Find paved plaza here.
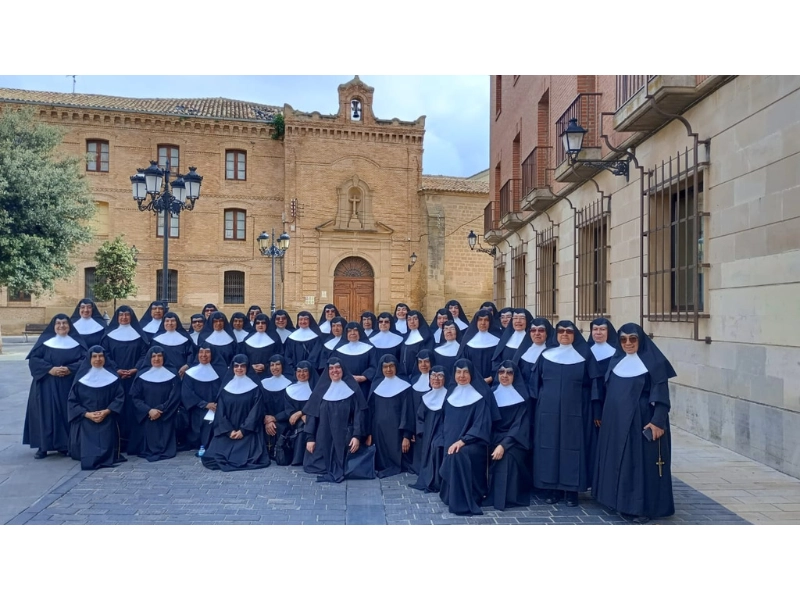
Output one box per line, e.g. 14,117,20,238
2,338,799,526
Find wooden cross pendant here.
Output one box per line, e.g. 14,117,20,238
656,438,665,478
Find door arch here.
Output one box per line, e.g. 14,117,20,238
333,257,374,321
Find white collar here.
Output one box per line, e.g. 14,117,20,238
404,329,423,345
412,372,430,392
322,380,354,401
374,376,411,397
395,319,408,334
493,383,526,407
185,363,219,382
467,330,500,349
520,342,546,364
233,329,249,343
190,331,200,343
286,381,312,401
73,317,104,335
433,329,442,343
591,342,617,362
447,383,483,407
336,341,372,356
245,332,276,349
78,366,118,388
276,328,291,343
505,330,526,350
107,324,141,342
224,374,258,393
435,340,459,357
289,327,318,342
142,319,162,334
139,366,176,383
153,330,188,346
456,320,469,331
205,330,235,346
370,331,403,348
363,328,373,337
612,353,648,378
44,334,80,349
543,344,586,365
319,321,332,334
262,374,292,392
422,386,447,411
324,336,342,350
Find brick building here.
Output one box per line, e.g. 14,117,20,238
488,75,800,478
0,76,490,332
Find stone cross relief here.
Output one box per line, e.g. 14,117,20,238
348,189,362,228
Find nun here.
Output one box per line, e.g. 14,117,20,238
491,308,534,373
241,314,282,380
181,342,227,456
231,311,254,344
70,298,107,348
23,314,88,459
479,301,504,334
498,307,513,330
586,317,619,477
445,299,470,331
511,318,555,388
409,349,435,474
360,311,377,338
331,322,377,401
201,354,271,471
366,354,415,478
431,308,451,345
318,304,341,335
369,312,405,364
202,303,218,320
433,320,461,375
139,300,166,336
318,316,347,369
400,310,433,376
197,311,238,367
247,305,263,327
304,357,371,483
67,345,126,470
457,309,501,384
128,346,181,461
282,361,320,466
394,302,410,335
409,365,448,493
592,323,676,523
189,314,205,346
529,320,593,507
149,312,193,377
486,361,532,510
100,305,150,452
271,310,295,345
283,311,323,373
438,358,494,516
261,354,294,459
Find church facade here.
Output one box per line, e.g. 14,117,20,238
0,77,491,332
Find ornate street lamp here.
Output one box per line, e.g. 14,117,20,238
560,117,630,180
467,230,496,256
258,229,291,315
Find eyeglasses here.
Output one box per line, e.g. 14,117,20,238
191,320,204,324
233,363,247,368
619,335,639,343
497,368,514,375
430,373,445,379
556,327,574,334
530,326,547,333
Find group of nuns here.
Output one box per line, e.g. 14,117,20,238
23,297,676,522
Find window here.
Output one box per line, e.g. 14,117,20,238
86,140,109,172
7,287,31,302
157,211,180,238
576,200,610,320
226,150,246,180
85,267,97,301
494,264,507,308
511,247,527,308
670,181,704,312
155,269,178,303
494,76,502,117
224,271,245,304
224,209,246,240
536,228,558,320
158,144,179,174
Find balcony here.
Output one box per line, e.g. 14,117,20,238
613,75,733,132
483,201,503,245
499,178,524,230
554,93,603,183
521,146,557,212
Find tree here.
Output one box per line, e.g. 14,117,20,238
93,235,138,311
0,108,95,296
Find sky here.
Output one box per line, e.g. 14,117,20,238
0,75,489,178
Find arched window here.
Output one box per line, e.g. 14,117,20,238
224,270,245,304
158,144,180,174
224,209,246,240
86,139,109,172
226,150,246,180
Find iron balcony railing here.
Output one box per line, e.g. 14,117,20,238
521,146,552,197
484,201,498,234
499,178,522,217
555,93,602,167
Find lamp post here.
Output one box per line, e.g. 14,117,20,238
131,160,202,307
257,229,290,315
407,252,418,272
467,230,496,256
560,117,630,180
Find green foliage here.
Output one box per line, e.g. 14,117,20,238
0,108,95,296
93,235,138,308
271,113,285,140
